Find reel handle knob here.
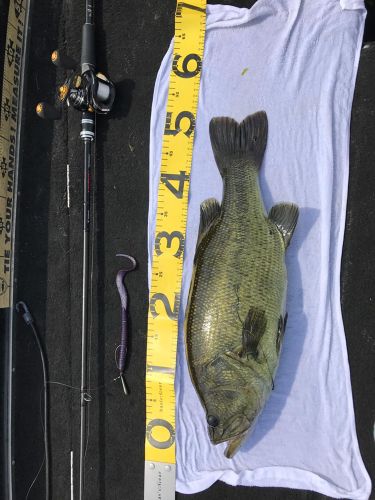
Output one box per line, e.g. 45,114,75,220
51,50,77,70
36,101,62,120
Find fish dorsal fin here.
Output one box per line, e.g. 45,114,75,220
268,203,299,248
209,112,268,176
198,198,221,241
240,307,267,359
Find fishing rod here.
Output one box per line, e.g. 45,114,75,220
36,1,115,498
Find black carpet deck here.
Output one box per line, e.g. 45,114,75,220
1,1,375,499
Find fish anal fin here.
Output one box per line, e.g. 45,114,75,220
198,198,221,241
240,307,267,359
268,203,299,248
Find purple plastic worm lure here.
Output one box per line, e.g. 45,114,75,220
116,254,136,395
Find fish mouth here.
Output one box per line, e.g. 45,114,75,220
208,413,251,447
209,426,251,458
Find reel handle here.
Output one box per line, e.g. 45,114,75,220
51,50,77,70
36,101,62,120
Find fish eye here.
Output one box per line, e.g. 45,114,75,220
207,415,219,428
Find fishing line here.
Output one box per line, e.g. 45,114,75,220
47,375,122,395
25,381,48,500
23,372,121,499
25,457,45,500
23,372,121,500
16,302,50,500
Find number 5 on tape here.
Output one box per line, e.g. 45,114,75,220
144,1,207,499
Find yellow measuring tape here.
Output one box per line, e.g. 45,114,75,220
0,0,27,309
144,1,206,498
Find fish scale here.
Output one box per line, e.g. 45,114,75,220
185,111,299,457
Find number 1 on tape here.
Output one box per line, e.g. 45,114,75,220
144,2,207,499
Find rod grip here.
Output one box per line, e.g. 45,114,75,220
81,23,95,73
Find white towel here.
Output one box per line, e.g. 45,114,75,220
148,1,372,498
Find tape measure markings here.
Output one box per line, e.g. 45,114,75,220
0,0,27,307
144,1,207,499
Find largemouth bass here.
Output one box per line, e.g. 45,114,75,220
184,111,298,458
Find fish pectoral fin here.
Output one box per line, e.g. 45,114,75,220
240,307,267,359
197,198,221,243
268,203,299,248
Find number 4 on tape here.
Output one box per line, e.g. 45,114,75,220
160,171,189,199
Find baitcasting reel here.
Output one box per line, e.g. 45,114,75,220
36,49,115,120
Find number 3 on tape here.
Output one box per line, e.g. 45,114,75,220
144,1,207,499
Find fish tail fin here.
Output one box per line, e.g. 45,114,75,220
209,111,268,176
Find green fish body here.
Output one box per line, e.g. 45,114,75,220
184,111,298,458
